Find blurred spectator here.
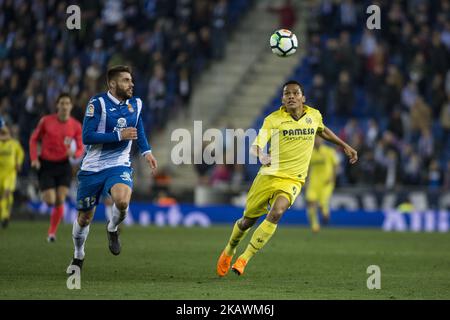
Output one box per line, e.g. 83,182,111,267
148,63,167,130
443,161,450,190
410,96,432,138
155,190,178,206
268,0,297,30
334,70,354,116
440,94,450,142
365,119,379,148
211,0,227,60
427,159,442,189
210,163,232,188
387,109,405,140
309,74,328,115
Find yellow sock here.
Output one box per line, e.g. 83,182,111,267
0,196,8,221
6,193,13,220
322,207,330,219
308,205,319,231
239,219,277,262
224,219,250,256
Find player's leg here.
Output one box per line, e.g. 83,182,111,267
70,207,96,270
4,174,17,228
105,183,132,255
0,180,8,228
103,196,113,223
319,185,334,225
108,183,131,231
69,169,103,270
305,187,320,232
41,188,56,206
307,200,320,232
47,186,69,240
217,174,270,277
41,188,57,241
1,189,11,228
232,193,291,275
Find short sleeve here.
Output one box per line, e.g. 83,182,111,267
252,117,274,149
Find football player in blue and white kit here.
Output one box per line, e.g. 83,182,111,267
68,65,157,271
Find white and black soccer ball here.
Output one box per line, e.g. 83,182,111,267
270,29,298,57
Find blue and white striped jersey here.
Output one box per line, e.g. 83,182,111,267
80,91,151,172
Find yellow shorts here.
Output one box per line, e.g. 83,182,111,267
243,174,303,218
0,174,17,193
305,183,334,208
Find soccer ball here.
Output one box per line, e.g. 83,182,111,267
270,29,298,57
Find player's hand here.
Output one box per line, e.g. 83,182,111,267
259,153,271,166
31,159,40,170
66,148,75,158
145,152,158,175
120,127,138,140
343,145,358,164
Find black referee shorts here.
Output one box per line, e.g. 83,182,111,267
38,158,73,191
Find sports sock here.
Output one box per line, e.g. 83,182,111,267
307,205,320,231
105,204,113,223
239,219,277,262
72,220,90,260
6,193,13,219
48,204,64,236
224,219,250,256
0,195,7,222
107,203,127,232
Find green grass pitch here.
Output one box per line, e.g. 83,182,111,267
1,221,449,299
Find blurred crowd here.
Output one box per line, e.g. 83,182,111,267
195,0,450,191
302,0,450,190
0,0,250,177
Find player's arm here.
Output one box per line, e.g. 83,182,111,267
317,126,358,164
82,99,136,144
136,111,157,174
251,118,273,165
29,118,45,169
73,121,84,158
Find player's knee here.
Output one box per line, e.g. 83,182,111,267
268,207,286,222
77,214,92,227
238,217,256,230
115,200,129,212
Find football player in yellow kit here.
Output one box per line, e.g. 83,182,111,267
0,118,24,228
305,136,339,232
216,80,358,276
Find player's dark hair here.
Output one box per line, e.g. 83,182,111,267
283,80,304,95
56,92,72,103
107,65,132,84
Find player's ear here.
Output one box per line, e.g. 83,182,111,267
302,95,306,103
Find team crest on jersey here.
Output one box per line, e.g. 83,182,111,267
128,104,134,113
305,117,312,124
117,117,127,128
120,172,132,182
86,104,95,117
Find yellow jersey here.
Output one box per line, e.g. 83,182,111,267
308,144,338,187
253,105,325,183
0,138,24,178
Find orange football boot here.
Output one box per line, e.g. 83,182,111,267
231,257,248,276
216,251,233,277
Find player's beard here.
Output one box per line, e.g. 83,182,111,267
116,86,133,100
